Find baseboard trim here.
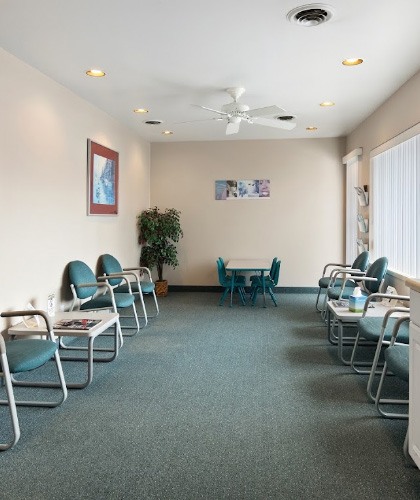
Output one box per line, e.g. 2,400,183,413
168,285,317,294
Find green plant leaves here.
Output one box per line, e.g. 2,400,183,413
137,207,183,281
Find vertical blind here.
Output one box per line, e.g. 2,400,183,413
371,134,420,277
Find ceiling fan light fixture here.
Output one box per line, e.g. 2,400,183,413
287,4,334,27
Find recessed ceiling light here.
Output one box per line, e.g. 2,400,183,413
162,130,173,135
133,108,149,114
306,126,318,131
86,69,106,77
320,101,335,107
342,58,364,66
144,120,163,125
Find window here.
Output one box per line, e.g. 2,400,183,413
371,132,420,277
343,149,362,263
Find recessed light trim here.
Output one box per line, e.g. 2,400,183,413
133,108,149,114
306,126,318,131
342,58,364,66
162,130,173,135
320,101,335,107
86,69,106,77
144,120,163,125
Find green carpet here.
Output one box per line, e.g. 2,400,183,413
0,293,419,499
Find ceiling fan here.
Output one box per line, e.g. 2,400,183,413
188,87,296,135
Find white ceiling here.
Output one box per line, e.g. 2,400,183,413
2,0,420,143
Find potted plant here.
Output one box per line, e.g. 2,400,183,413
137,207,183,296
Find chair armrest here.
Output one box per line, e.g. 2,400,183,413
361,293,410,316
77,280,114,296
329,266,359,278
390,316,411,345
333,269,366,279
99,272,135,283
77,281,109,288
372,310,410,348
322,262,348,277
97,275,133,293
329,270,367,295
329,267,365,288
123,266,153,281
1,310,55,340
364,292,410,307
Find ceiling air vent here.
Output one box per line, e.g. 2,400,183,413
276,115,295,121
287,4,334,27
144,120,163,125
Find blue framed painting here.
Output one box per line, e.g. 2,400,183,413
87,139,119,215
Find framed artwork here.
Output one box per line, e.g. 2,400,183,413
87,139,119,215
215,179,270,200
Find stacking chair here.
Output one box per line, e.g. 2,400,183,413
68,260,139,346
218,257,245,284
217,259,246,306
349,293,410,389
325,257,389,347
250,260,281,306
375,344,409,419
0,310,67,451
374,325,413,464
375,339,412,463
100,254,159,328
316,251,369,312
325,256,388,323
250,257,278,287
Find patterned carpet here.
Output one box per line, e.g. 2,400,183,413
0,292,418,499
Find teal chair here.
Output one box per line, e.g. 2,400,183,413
326,256,388,339
250,257,278,288
250,259,281,306
217,259,246,306
375,344,409,418
326,256,388,305
374,328,413,463
68,260,139,346
100,254,159,328
374,315,410,419
350,292,410,380
0,310,67,451
316,251,369,312
218,257,245,285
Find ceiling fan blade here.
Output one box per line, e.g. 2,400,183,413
174,117,224,124
192,104,229,116
247,105,285,117
226,121,240,135
252,117,296,130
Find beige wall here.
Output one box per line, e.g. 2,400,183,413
151,138,346,287
346,69,420,292
0,49,150,331
347,70,420,186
